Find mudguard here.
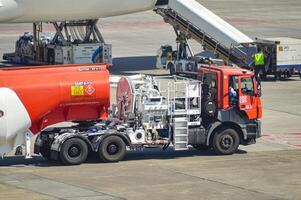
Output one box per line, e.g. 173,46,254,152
50,133,94,153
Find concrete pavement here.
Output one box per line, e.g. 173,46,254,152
1,0,301,199
1,150,301,200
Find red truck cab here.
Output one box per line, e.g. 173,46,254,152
198,65,262,145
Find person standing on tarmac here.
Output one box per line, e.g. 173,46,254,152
252,48,266,78
177,34,188,59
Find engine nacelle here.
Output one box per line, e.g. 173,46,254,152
0,88,31,157
0,0,21,22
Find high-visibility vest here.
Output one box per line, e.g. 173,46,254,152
254,53,265,66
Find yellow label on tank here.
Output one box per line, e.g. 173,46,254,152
71,86,84,96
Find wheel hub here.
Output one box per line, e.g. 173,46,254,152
107,143,119,155
68,146,81,157
220,135,233,149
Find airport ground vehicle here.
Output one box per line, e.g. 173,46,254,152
0,63,262,165
155,0,301,79
156,44,226,77
255,37,301,79
3,20,112,66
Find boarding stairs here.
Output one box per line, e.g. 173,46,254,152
155,0,254,67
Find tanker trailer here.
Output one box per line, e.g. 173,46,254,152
0,64,110,158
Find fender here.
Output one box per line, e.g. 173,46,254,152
98,132,132,147
206,121,248,145
206,121,222,145
50,133,94,152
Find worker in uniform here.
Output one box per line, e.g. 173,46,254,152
177,34,188,59
253,48,266,78
229,86,238,106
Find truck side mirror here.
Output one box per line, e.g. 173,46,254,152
0,110,3,118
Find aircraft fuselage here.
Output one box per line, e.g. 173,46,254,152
0,0,157,23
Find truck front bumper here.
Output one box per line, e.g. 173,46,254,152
256,120,262,138
241,120,262,145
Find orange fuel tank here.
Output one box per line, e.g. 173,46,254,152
0,64,110,134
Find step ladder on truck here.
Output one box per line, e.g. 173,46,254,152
167,80,202,150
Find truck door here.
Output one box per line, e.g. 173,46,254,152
238,76,258,119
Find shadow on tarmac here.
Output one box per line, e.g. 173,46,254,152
262,76,301,82
1,55,158,74
0,148,247,167
110,56,157,75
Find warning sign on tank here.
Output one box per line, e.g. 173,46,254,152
85,84,95,95
71,85,84,96
71,82,95,96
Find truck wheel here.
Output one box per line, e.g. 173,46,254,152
98,136,126,163
212,128,239,155
193,145,211,151
60,138,88,165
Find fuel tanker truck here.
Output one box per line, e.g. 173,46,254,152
0,64,262,165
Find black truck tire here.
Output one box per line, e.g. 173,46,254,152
212,128,239,155
98,136,126,163
60,138,88,165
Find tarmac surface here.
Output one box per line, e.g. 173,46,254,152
1,0,301,199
